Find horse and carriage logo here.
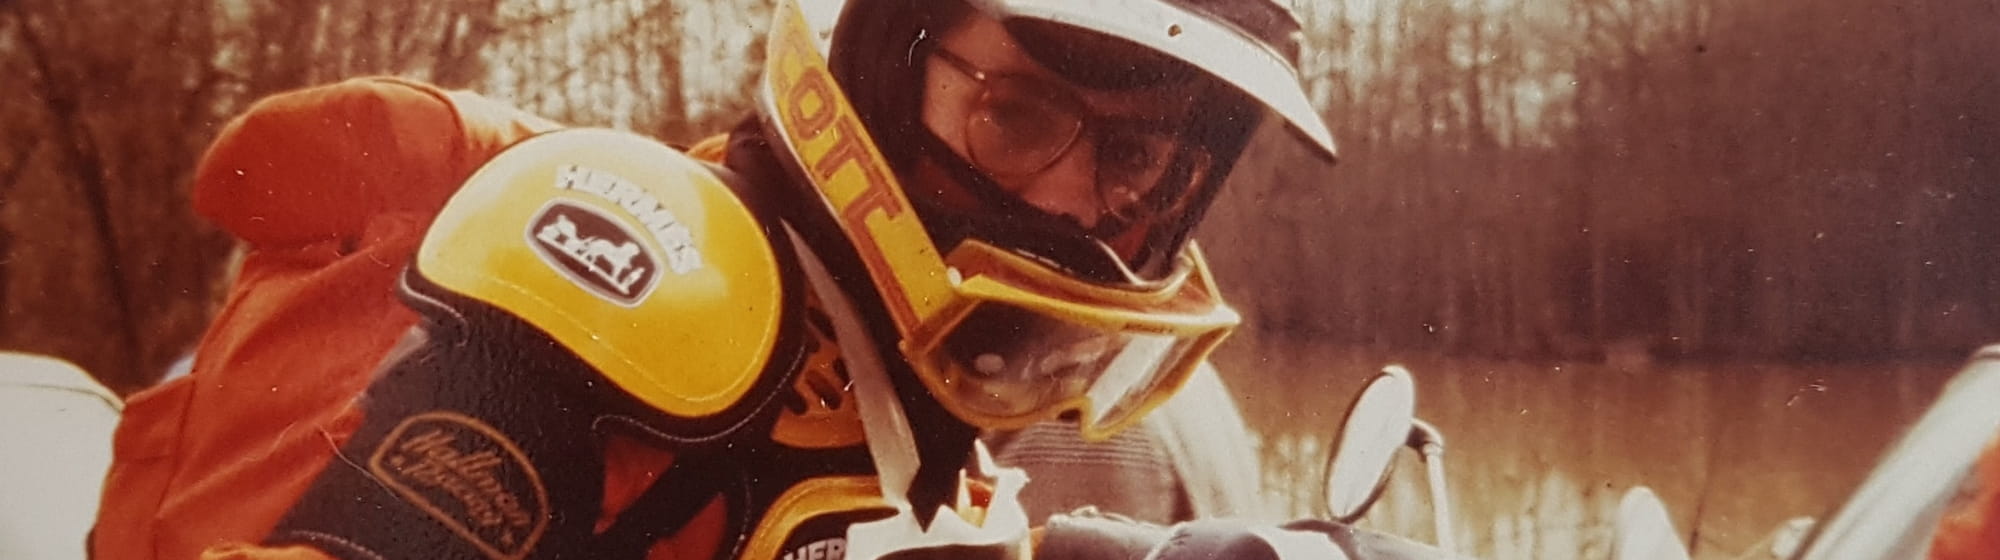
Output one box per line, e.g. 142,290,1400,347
527,201,661,306
533,207,653,296
525,163,710,306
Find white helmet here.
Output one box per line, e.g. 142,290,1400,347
756,0,1333,440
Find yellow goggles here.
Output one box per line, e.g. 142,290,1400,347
904,240,1238,440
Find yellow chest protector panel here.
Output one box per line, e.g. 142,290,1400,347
417,128,784,421
768,288,867,449
741,476,894,560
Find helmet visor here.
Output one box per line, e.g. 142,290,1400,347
971,0,1337,161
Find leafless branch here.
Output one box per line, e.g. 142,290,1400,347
8,0,144,380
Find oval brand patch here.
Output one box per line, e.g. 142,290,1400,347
526,200,662,306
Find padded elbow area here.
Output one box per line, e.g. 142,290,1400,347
1153,521,1282,560
1150,520,1347,560
193,77,471,247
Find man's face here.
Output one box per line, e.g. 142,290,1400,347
916,16,1210,232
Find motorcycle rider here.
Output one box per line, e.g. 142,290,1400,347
94,0,1338,558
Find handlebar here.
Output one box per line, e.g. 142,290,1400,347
1037,511,1463,560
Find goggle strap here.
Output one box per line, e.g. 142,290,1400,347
785,227,919,508
1083,333,1180,425
790,226,1036,560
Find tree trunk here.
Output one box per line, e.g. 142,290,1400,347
12,7,143,385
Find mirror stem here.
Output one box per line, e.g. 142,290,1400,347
1409,419,1455,555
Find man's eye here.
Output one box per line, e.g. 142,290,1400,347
1099,134,1163,174
987,102,1057,145
988,101,1031,128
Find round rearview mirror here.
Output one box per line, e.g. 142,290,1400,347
1323,365,1417,522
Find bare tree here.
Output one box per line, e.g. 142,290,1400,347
0,0,232,390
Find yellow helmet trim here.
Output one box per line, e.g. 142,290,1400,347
418,128,784,418
763,0,955,338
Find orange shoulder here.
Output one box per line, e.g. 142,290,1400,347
193,77,558,246
198,543,338,560
685,133,731,163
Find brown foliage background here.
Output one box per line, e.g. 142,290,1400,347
2,1,1996,558
0,0,769,392
1202,0,2000,364
5,0,1996,391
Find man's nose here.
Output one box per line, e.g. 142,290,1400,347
1013,138,1103,228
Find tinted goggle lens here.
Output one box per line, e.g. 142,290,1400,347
933,301,1199,430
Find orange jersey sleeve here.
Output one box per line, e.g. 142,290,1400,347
198,544,338,560
94,77,556,560
101,77,741,559
191,77,558,247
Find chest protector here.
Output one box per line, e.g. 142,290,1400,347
417,127,790,429
411,128,1023,560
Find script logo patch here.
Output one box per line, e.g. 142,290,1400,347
368,412,551,560
527,201,661,306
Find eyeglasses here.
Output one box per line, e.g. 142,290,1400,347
930,48,1212,226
